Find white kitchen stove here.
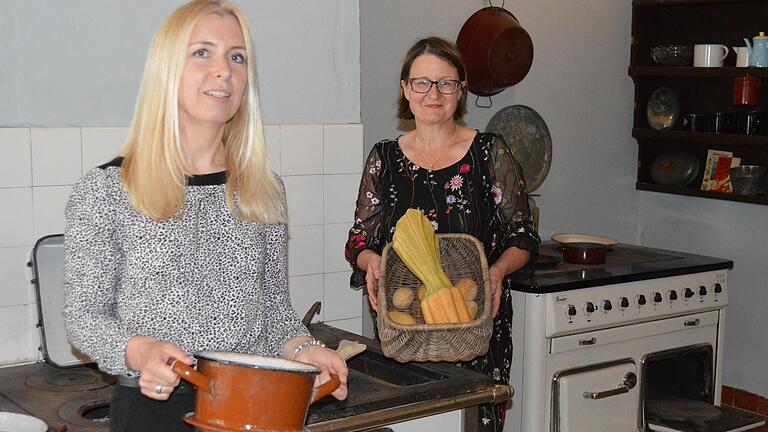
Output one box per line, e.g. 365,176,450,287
504,242,764,432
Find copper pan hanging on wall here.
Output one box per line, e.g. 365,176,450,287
457,5,534,97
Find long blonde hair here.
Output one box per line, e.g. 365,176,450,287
121,0,285,223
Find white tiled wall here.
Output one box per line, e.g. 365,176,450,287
30,128,82,186
281,124,364,335
0,124,364,365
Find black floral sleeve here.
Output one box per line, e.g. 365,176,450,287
486,135,539,262
344,142,387,289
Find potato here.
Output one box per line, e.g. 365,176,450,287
388,311,417,325
392,287,415,309
465,300,478,320
417,284,427,301
455,278,478,301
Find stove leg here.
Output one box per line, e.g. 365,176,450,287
462,407,479,432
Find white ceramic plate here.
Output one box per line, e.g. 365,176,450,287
551,233,618,246
0,412,48,432
646,87,680,130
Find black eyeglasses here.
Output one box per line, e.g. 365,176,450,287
406,78,462,95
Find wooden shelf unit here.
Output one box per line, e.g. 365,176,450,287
630,0,768,205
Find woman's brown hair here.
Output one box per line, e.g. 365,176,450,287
397,36,468,121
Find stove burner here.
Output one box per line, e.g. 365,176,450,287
58,396,111,429
26,369,113,392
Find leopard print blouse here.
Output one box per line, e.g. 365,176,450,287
63,158,308,376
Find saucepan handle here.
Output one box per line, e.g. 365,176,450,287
310,374,340,404
169,358,211,394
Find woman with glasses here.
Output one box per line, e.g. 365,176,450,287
344,36,539,431
63,2,348,430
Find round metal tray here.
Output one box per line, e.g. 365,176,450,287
486,105,552,192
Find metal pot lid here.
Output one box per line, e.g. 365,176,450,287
485,105,552,192
30,234,93,367
650,148,700,186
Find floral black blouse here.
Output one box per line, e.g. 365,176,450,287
345,131,539,286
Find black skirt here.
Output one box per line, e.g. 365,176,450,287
109,383,196,432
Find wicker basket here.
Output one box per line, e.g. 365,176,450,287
377,233,492,362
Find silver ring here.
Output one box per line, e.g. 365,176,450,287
155,384,163,395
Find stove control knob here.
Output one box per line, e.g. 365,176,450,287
620,297,630,308
603,300,613,311
714,283,723,294
699,285,708,296
685,288,694,299
637,294,647,306
653,292,662,304
669,290,678,301
567,305,577,317
585,302,595,313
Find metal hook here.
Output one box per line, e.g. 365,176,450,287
475,95,493,109
489,0,505,8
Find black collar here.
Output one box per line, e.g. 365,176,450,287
100,157,227,186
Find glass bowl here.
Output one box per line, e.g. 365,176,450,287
651,45,693,66
729,165,767,195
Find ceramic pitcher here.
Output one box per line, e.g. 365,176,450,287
733,43,750,67
746,32,768,67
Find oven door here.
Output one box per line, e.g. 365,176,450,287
551,358,638,432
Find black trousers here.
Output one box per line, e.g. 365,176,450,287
109,384,196,432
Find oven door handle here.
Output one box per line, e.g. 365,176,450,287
582,372,637,400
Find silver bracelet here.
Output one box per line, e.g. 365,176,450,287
291,339,325,360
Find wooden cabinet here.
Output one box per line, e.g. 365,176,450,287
630,0,768,205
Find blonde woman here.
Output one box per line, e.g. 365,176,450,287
64,2,347,430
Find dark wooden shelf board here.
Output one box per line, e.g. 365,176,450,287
632,129,768,147
633,0,761,6
636,182,768,205
629,67,768,79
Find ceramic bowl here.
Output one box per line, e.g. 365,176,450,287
561,242,607,265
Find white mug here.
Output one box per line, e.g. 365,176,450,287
734,46,750,67
693,44,729,67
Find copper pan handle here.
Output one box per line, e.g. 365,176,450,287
310,374,340,404
170,358,211,395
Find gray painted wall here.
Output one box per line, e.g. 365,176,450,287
0,0,359,126
361,0,637,244
640,195,768,395
360,0,766,397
